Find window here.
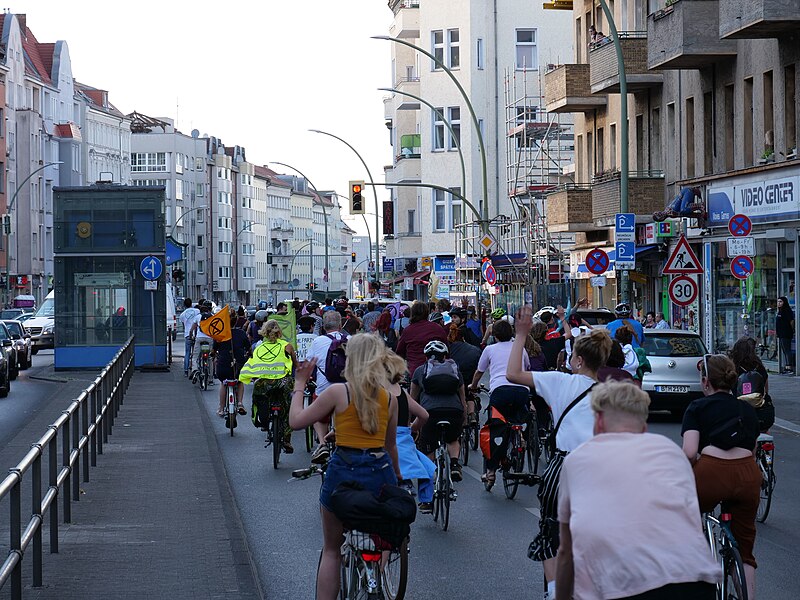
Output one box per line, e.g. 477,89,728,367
744,78,754,166
703,92,713,175
131,152,167,172
477,38,484,70
450,187,462,230
175,179,183,201
610,123,617,171
432,30,444,68
197,235,204,248
516,29,538,70
197,260,204,274
433,108,446,150
433,189,446,231
217,217,230,229
243,267,254,279
0,109,3,137
197,209,204,223
785,65,797,153
407,209,416,234
447,29,460,68
196,183,204,197
686,97,695,178
652,107,662,171
218,266,231,278
448,107,461,149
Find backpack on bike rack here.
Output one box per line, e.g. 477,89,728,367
329,481,416,548
479,406,508,463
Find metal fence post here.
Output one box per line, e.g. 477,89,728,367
102,374,109,444
90,384,98,465
62,413,71,523
48,428,59,553
71,411,79,502
10,473,22,600
32,446,42,587
81,395,89,483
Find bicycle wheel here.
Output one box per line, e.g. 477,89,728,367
433,451,443,524
228,400,236,437
756,453,775,523
723,546,748,600
272,412,282,469
200,369,208,391
441,454,451,532
459,427,470,467
503,433,524,500
382,537,409,600
305,425,315,453
526,414,541,475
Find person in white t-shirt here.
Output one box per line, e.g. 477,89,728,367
189,301,215,384
507,306,612,600
556,381,719,600
178,298,200,376
295,316,317,363
306,310,348,464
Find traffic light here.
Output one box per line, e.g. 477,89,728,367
172,268,184,283
349,180,365,214
351,252,356,263
307,282,316,291
1,214,10,235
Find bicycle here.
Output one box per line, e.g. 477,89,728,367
755,433,776,523
223,379,239,436
460,386,485,467
256,384,286,469
303,380,317,453
703,504,748,600
291,450,410,599
193,341,212,390
432,420,456,532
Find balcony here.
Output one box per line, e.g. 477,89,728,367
546,185,597,232
589,33,663,94
389,0,420,39
394,73,420,107
591,170,666,226
648,1,737,70
720,0,800,38
544,64,607,113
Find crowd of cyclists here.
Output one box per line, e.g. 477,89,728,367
178,294,774,600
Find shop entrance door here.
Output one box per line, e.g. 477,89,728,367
778,240,797,372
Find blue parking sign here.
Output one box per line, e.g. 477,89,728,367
615,241,636,270
615,213,635,233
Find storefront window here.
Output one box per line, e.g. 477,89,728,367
711,239,778,366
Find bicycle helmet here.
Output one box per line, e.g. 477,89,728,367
306,301,320,312
428,312,444,323
614,302,632,317
423,340,449,358
490,307,506,320
254,309,268,323
533,306,556,321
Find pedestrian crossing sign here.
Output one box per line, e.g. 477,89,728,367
662,235,703,275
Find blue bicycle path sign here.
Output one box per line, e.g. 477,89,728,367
140,256,163,281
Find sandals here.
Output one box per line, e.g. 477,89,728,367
237,405,247,416
481,471,496,491
216,408,225,417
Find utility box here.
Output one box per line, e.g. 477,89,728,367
53,184,166,369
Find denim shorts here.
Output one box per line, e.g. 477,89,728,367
319,449,397,513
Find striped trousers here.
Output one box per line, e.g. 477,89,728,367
528,450,567,562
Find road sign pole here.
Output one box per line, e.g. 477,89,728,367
150,289,156,366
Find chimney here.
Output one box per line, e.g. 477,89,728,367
17,14,26,37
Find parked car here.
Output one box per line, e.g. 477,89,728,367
16,312,35,323
0,321,18,383
0,329,10,397
3,320,32,370
640,329,708,417
0,308,26,321
24,291,54,353
575,307,615,327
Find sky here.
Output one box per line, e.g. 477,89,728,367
22,1,394,235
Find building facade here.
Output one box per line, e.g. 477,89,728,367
75,83,131,186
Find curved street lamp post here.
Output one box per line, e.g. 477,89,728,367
4,161,63,301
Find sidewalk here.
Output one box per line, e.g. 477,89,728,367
764,373,800,432
21,363,262,600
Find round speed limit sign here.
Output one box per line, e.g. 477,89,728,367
668,276,698,307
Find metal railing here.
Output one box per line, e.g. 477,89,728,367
0,336,135,599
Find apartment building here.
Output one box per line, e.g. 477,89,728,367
75,82,131,185
545,0,800,367
383,0,574,302
1,12,83,304
129,113,209,302
253,165,294,304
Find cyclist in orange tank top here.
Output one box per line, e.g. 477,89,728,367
290,333,401,600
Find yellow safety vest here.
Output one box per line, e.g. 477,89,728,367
239,339,292,383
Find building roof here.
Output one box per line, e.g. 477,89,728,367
253,165,292,189
127,111,170,134
20,21,53,85
312,191,336,207
75,81,126,118
55,122,82,140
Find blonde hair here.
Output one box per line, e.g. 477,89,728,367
383,351,408,384
259,320,283,342
343,334,391,435
572,328,613,372
591,381,650,423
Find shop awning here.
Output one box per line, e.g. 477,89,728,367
386,270,431,285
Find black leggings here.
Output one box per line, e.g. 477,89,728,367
621,582,715,599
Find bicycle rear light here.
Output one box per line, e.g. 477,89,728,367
360,551,382,562
761,442,774,452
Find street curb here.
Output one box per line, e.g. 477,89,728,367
194,376,266,600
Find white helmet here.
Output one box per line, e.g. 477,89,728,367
423,340,449,358
533,306,556,322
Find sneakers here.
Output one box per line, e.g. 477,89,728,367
418,501,433,514
450,458,463,482
311,444,330,465
399,479,415,496
467,412,478,426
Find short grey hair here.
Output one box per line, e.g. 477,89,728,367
322,310,342,331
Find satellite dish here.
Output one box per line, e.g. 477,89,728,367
191,129,200,139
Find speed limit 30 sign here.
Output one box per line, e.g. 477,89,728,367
669,276,698,307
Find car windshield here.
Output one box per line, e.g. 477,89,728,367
0,326,9,341
0,310,21,319
643,334,707,357
4,322,21,336
578,311,614,325
35,297,54,318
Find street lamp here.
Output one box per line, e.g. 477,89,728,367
269,161,330,292
288,241,313,298
233,220,256,305
168,205,208,239
307,129,383,283
4,161,63,301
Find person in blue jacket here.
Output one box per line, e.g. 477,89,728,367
605,303,645,349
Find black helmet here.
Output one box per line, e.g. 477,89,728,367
614,302,632,317
306,301,320,312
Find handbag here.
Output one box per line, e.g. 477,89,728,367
548,383,596,456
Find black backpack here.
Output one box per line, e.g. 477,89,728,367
736,369,765,406
422,358,461,395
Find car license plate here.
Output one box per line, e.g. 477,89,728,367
655,385,690,393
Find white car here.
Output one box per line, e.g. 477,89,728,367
641,329,708,417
